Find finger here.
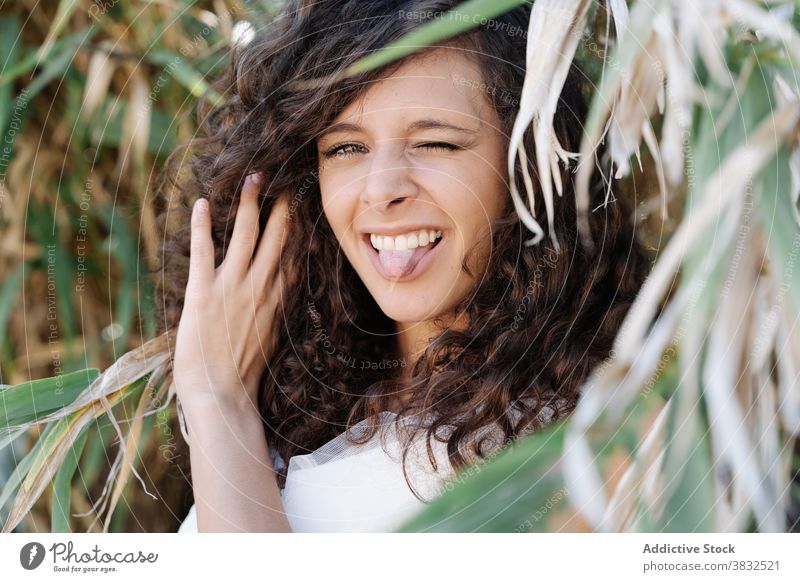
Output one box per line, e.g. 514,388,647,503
188,198,215,295
251,266,283,338
252,194,290,289
252,278,282,354
223,172,263,275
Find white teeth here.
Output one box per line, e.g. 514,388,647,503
370,229,443,251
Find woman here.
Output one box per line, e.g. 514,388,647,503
154,0,651,532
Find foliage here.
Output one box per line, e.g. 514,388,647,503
0,0,280,532
1,0,798,533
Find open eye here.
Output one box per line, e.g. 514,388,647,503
322,143,367,159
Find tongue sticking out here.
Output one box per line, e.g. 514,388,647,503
377,247,430,279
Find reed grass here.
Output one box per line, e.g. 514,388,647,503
1,0,797,533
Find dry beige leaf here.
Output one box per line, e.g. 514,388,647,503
508,0,592,251
3,394,123,533
81,42,116,119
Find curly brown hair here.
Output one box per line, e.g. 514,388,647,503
151,0,652,499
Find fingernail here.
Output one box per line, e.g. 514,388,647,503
250,172,263,186
195,198,208,214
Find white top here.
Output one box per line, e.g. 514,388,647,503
177,400,554,532
177,410,460,533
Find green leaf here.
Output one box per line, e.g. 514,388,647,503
0,15,22,137
50,423,89,532
22,29,90,103
0,423,56,513
96,204,140,354
0,262,24,350
26,197,79,367
82,416,117,488
395,419,568,532
36,0,81,63
88,97,177,156
759,144,800,316
346,0,528,77
397,361,674,532
148,51,223,106
3,381,141,532
0,368,100,430
0,25,98,89
662,402,715,532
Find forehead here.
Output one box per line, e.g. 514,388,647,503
330,49,494,126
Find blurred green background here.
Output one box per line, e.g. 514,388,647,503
0,0,286,532
0,0,674,533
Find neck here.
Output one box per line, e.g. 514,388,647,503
389,311,468,410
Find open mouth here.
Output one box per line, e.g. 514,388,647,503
362,230,445,282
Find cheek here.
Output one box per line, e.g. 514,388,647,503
472,168,507,226
449,179,506,271
319,175,346,237
320,176,362,260
471,136,509,220
445,173,505,231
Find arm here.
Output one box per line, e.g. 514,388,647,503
172,175,294,532
183,395,292,532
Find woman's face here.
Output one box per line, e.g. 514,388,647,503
317,49,508,323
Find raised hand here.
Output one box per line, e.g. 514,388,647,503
173,173,290,413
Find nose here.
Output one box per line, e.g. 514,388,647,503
360,144,418,211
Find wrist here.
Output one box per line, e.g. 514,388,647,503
178,390,261,422
179,395,264,449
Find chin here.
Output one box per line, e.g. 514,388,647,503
379,308,436,324
345,246,463,323
369,291,448,324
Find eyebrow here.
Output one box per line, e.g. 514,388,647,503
319,117,479,139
